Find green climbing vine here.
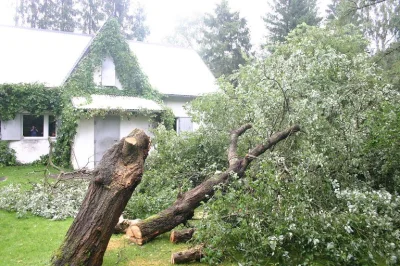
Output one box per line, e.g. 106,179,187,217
0,19,175,168
53,18,173,167
0,83,62,121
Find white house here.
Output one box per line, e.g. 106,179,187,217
0,23,216,169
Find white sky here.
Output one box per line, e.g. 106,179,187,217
0,0,331,46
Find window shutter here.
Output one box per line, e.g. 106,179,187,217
101,56,116,86
177,117,193,133
1,114,22,140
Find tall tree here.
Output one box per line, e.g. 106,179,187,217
79,0,106,34
199,0,252,78
14,0,150,40
15,0,78,32
328,0,399,51
264,0,322,43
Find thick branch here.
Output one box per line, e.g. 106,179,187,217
228,124,252,166
128,124,300,245
244,125,300,164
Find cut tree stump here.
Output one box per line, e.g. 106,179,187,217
170,228,196,243
171,246,203,264
128,124,300,245
51,129,150,266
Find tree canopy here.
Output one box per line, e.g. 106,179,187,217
264,0,321,43
199,0,252,78
15,0,149,40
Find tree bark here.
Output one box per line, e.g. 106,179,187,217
170,228,196,243
128,124,300,245
51,129,150,266
171,246,203,264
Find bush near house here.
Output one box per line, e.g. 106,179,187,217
0,141,17,167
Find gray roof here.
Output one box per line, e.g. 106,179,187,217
0,25,217,96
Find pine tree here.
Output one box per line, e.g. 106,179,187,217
14,0,150,40
199,0,252,78
264,0,321,43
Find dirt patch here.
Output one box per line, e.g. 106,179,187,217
107,237,128,251
0,176,7,182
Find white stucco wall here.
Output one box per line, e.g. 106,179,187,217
9,139,51,164
164,96,193,117
120,115,153,138
72,118,95,170
72,115,155,170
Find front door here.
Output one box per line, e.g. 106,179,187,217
94,116,120,166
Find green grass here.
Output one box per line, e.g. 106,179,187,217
0,210,233,266
0,166,234,265
0,165,56,190
0,210,72,266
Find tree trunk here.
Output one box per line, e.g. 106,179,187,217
51,129,150,266
128,124,300,245
170,228,196,243
171,246,203,264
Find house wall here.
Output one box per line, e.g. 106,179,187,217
72,115,153,170
9,139,50,164
72,118,95,170
164,96,193,117
164,95,199,131
120,115,152,138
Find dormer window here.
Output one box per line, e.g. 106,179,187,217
101,56,116,86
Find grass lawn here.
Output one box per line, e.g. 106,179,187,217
0,166,233,265
0,165,57,190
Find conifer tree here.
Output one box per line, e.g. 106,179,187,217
199,0,252,78
264,0,321,43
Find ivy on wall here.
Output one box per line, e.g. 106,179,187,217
1,19,174,168
0,83,62,121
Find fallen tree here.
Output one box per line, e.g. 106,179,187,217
52,129,150,266
128,124,300,245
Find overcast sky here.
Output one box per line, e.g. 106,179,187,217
0,0,331,46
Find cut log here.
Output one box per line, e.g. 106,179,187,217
170,228,196,243
51,129,150,266
114,215,142,234
171,246,203,264
128,124,300,245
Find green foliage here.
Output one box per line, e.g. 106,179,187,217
364,102,400,193
124,125,228,219
0,141,17,167
328,0,399,52
0,83,62,121
184,24,400,264
195,162,400,265
264,0,322,43
199,0,252,78
0,181,88,220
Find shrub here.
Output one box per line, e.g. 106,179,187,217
0,141,17,167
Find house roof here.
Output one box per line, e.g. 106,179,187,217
0,25,216,96
72,95,163,111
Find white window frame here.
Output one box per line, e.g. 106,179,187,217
0,114,57,141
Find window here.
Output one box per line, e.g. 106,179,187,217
176,117,193,133
101,56,116,86
1,114,56,140
23,115,44,137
